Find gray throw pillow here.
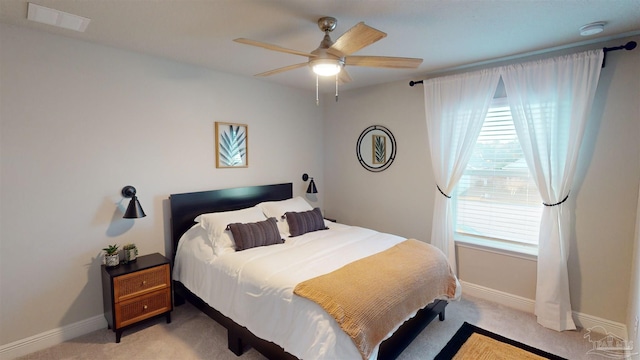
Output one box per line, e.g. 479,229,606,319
227,217,283,251
285,207,328,237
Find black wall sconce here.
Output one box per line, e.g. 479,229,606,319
302,174,317,194
121,185,146,219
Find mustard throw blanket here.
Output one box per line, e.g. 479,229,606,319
294,239,458,359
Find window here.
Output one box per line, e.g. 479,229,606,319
454,97,542,252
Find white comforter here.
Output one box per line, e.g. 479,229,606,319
173,222,459,360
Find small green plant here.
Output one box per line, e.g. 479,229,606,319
102,244,119,255
123,243,138,260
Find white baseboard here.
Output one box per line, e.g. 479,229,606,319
0,315,107,360
573,312,629,341
460,280,629,340
460,280,535,313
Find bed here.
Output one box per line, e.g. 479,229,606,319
170,183,459,360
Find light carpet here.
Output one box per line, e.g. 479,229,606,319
17,295,594,360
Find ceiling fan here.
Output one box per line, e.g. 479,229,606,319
234,17,423,102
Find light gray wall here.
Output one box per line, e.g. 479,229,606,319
569,39,639,324
323,81,435,241
324,36,640,324
0,24,323,345
629,185,640,343
457,247,537,300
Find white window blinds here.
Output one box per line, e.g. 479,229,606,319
455,98,542,245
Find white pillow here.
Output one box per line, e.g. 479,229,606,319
195,206,267,255
257,196,314,236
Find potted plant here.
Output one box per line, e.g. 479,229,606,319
123,243,138,263
103,244,120,267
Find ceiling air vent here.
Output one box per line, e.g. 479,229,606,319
27,3,91,32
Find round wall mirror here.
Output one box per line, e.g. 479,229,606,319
356,125,397,172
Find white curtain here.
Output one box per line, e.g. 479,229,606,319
423,68,501,272
502,49,604,331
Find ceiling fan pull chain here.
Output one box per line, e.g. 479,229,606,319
316,75,320,106
335,74,339,102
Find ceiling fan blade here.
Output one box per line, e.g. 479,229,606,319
345,56,423,68
255,62,308,77
339,69,352,84
327,22,386,57
234,38,316,58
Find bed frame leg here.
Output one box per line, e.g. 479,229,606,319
174,294,185,306
173,282,185,306
439,307,446,321
227,328,244,356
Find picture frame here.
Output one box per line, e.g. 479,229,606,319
356,125,397,172
215,122,248,168
372,134,387,164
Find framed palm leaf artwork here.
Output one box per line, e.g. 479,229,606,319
372,134,386,164
215,122,248,168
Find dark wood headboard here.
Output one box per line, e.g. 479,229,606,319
169,183,293,260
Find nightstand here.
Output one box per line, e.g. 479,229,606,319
101,253,172,343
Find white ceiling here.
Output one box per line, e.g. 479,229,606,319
1,0,640,92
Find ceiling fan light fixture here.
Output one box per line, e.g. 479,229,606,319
234,15,422,103
310,59,343,76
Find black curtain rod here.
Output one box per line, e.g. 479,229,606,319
602,40,637,67
409,40,637,87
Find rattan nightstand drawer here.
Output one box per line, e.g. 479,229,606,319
115,288,172,328
114,264,170,302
